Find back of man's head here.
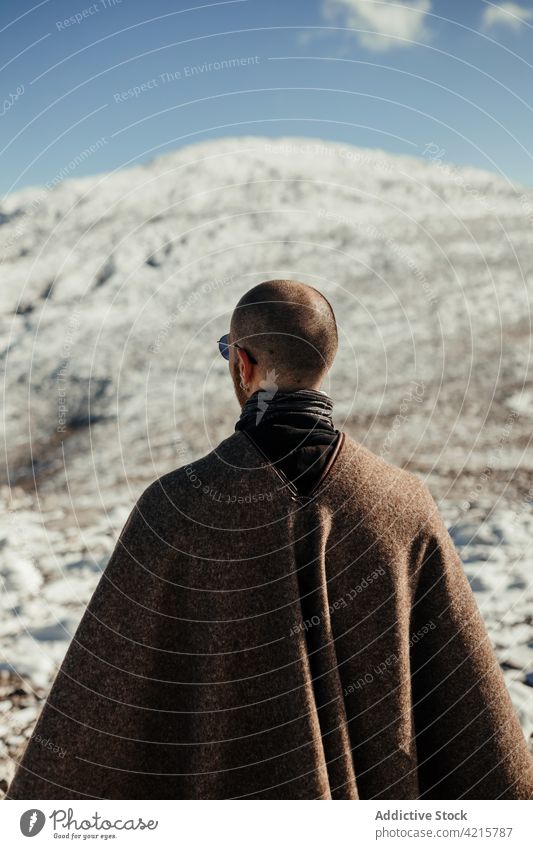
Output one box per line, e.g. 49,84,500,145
230,279,338,387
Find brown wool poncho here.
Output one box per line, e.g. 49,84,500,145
8,431,533,800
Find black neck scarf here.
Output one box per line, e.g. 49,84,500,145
235,388,334,431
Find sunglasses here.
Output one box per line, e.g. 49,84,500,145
217,333,258,364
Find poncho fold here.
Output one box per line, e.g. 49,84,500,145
7,431,533,799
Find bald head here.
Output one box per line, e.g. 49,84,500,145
230,280,338,387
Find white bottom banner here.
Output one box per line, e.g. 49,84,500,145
1,800,532,847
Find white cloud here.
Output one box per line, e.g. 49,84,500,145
322,0,432,52
482,2,533,32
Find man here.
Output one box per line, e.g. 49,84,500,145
8,280,533,800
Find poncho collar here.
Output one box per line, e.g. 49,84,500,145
235,387,334,430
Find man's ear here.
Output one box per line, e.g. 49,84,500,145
237,348,253,384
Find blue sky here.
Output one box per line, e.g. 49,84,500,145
1,0,532,195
